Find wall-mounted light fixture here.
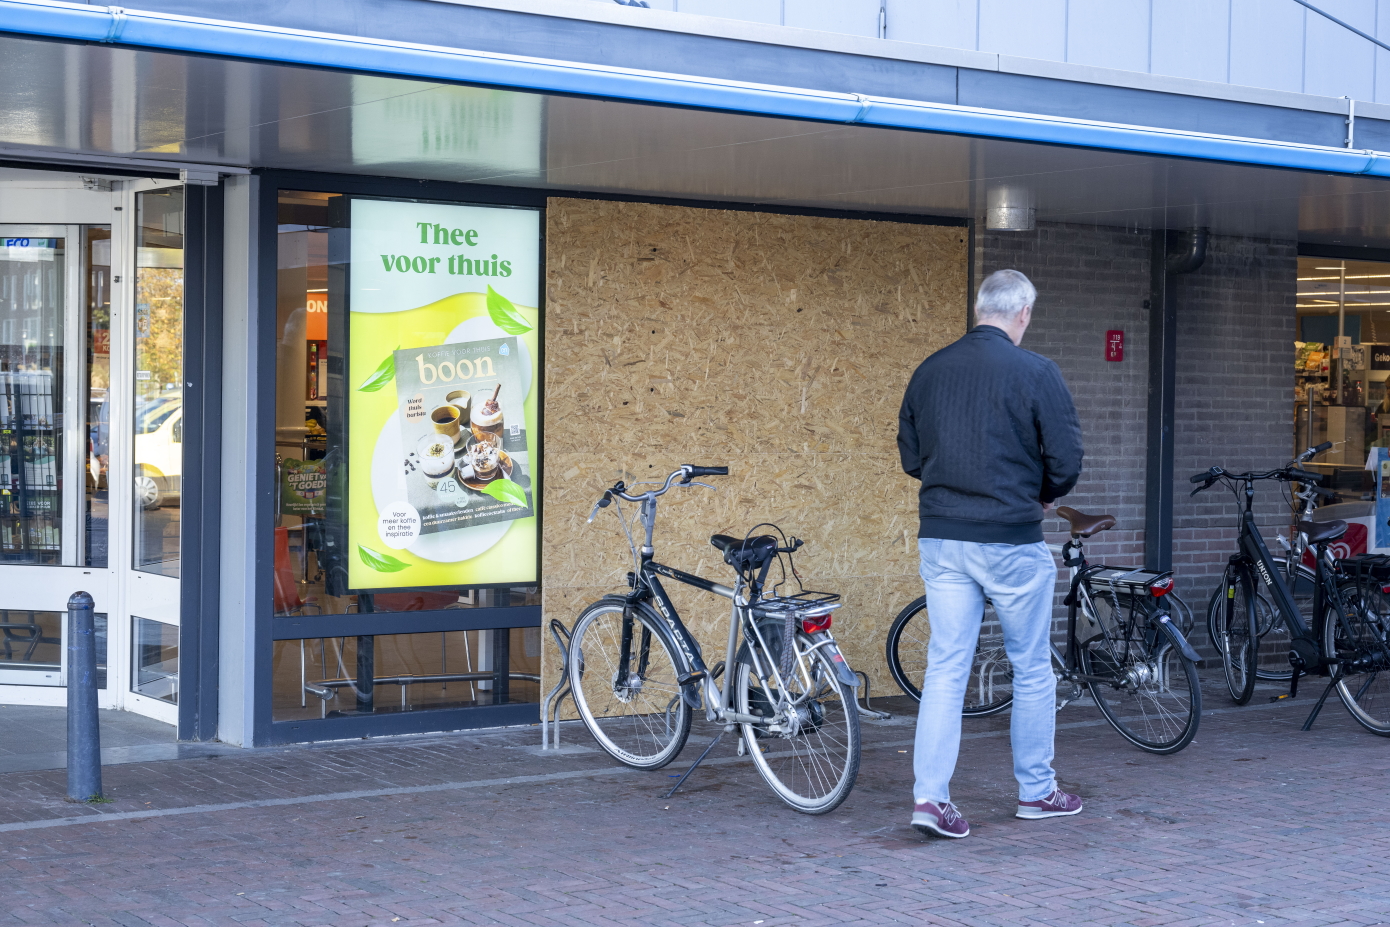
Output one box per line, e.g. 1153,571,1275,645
986,184,1035,231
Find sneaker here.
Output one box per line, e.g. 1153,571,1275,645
1016,788,1083,820
911,800,970,838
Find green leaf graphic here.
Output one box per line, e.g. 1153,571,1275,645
358,545,411,572
358,348,399,392
486,286,532,335
480,478,528,508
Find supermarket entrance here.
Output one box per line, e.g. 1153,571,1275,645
0,168,186,727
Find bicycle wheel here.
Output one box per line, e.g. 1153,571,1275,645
1080,591,1201,754
1209,570,1258,704
1325,583,1390,736
568,597,693,769
1254,558,1311,681
886,596,1014,716
736,631,861,814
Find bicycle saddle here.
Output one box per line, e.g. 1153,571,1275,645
1055,507,1116,538
710,534,778,570
1299,518,1348,545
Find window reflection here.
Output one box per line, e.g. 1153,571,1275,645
132,189,183,577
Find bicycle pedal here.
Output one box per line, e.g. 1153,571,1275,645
1269,693,1293,702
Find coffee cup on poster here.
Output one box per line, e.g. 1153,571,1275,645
431,404,463,443
470,383,504,440
466,432,503,482
445,390,471,425
416,434,457,489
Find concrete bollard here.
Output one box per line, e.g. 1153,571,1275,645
66,591,102,802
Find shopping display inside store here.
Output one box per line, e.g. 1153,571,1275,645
1294,256,1390,555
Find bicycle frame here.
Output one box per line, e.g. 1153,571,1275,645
611,477,856,731
1228,478,1333,674
1054,539,1193,687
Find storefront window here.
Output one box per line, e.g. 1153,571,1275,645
0,610,106,687
131,615,177,702
1294,256,1390,489
0,231,65,564
85,227,111,567
271,626,541,720
132,188,184,577
272,190,541,618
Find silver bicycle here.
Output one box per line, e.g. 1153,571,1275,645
569,465,862,814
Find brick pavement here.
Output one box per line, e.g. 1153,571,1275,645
3,676,1390,927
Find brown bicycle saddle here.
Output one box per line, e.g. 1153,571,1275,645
1055,506,1117,538
1298,518,1348,545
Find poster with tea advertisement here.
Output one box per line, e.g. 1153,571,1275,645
347,199,540,590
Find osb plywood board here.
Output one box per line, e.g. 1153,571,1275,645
541,197,968,698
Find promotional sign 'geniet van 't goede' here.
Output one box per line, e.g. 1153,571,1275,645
347,198,540,591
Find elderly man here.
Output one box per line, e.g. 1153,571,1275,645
896,269,1084,839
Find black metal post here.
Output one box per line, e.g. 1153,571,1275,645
356,635,375,713
66,591,102,802
491,627,511,705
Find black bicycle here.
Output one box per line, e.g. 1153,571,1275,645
1204,442,1332,685
886,507,1203,753
571,465,862,814
1194,464,1390,734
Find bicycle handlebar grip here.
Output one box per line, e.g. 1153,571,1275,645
1286,468,1324,484
684,465,729,477
1312,441,1333,454
1190,470,1215,483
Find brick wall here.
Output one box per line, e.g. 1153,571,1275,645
980,224,1297,641
1170,235,1299,608
982,223,1152,566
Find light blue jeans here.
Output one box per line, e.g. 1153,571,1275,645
913,537,1058,804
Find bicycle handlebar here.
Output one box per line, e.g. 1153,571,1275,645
1296,441,1333,463
586,465,728,521
1188,465,1324,497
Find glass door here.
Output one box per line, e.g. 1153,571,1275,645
0,176,185,725
121,181,184,721
0,222,112,699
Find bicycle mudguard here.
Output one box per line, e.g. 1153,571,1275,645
1155,614,1202,663
735,621,860,687
812,634,862,687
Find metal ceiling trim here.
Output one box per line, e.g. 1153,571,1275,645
0,145,252,176
3,0,1390,179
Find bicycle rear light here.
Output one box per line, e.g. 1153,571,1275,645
1148,576,1175,597
801,612,834,633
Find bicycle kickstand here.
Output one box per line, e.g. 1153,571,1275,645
664,728,726,799
1300,675,1340,732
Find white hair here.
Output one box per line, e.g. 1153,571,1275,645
975,269,1037,323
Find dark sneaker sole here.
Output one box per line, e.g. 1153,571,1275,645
912,819,970,838
1015,805,1082,820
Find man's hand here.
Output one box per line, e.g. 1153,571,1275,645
1042,502,1056,515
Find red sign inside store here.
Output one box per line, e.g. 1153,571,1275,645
92,329,110,356
1105,329,1124,362
306,292,328,341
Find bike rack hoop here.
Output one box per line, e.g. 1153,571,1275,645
541,619,575,750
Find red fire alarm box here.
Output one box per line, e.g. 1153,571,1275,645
1106,330,1124,362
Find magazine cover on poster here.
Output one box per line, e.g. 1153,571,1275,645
347,198,540,590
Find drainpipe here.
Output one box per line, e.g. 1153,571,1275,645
1145,228,1208,572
